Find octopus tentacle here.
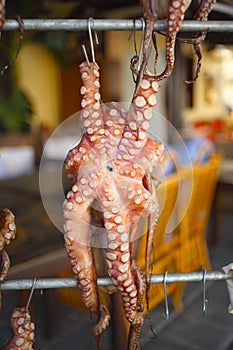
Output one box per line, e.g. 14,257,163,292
0,0,5,31
117,72,161,164
128,220,145,312
92,304,110,349
186,0,216,83
105,226,144,327
0,1,24,76
1,307,35,350
0,208,16,283
0,250,10,283
144,173,160,281
64,190,110,347
132,0,157,93
128,325,140,350
100,195,153,349
79,61,103,143
131,258,145,311
0,208,17,250
154,0,186,81
136,1,193,85
129,224,145,350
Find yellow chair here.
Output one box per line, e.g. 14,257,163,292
177,153,221,274
134,153,221,315
134,172,183,312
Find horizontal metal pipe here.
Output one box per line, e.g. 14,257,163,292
3,19,233,32
0,270,232,290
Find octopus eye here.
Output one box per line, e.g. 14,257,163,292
106,165,114,172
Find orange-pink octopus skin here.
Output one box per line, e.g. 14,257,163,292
63,60,164,349
0,0,5,31
154,0,186,81
140,0,215,84
0,208,16,283
154,0,216,83
189,0,217,82
1,307,35,350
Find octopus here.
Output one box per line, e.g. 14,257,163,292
0,0,24,76
0,208,16,284
0,208,16,309
63,60,164,349
0,307,35,350
63,1,216,349
131,0,216,89
0,0,5,31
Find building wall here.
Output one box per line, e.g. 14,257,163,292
15,43,63,129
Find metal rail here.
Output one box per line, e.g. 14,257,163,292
0,270,232,290
3,19,233,32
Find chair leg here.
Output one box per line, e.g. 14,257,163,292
172,283,185,311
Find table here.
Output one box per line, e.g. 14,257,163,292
0,170,70,278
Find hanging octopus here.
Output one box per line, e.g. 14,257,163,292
0,307,35,350
63,59,164,348
132,0,216,88
0,208,16,309
0,208,16,283
63,1,216,348
0,0,5,31
0,0,24,76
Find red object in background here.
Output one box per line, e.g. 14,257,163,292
192,119,229,141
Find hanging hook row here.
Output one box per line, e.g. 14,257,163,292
2,19,233,32
0,270,232,290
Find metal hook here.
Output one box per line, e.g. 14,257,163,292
23,278,36,328
81,44,91,69
129,18,145,74
88,17,96,63
82,18,99,69
202,270,208,316
163,271,170,320
25,278,37,313
137,17,145,72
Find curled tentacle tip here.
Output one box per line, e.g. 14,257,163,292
184,79,195,85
